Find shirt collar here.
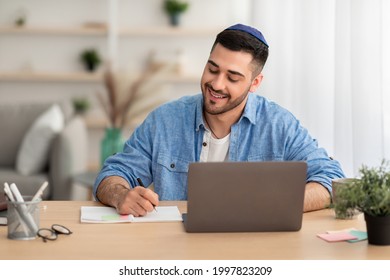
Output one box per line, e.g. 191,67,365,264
241,93,257,125
195,95,205,132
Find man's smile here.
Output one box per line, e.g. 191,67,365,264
206,84,228,101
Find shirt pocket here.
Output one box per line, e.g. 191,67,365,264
154,153,190,200
156,153,190,173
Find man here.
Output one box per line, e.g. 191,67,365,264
94,24,344,216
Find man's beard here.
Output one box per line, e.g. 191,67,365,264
202,82,250,115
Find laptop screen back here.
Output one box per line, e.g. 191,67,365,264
183,161,307,232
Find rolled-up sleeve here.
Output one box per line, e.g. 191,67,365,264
284,115,345,192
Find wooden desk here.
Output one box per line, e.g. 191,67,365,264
1,201,389,260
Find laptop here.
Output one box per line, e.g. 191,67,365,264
183,161,307,232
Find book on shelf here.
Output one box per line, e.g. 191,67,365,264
0,192,7,211
1,192,8,225
0,210,7,226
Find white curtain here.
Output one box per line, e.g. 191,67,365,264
251,0,390,177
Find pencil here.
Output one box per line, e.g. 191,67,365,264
136,178,157,212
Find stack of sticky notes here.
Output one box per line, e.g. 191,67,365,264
317,228,367,243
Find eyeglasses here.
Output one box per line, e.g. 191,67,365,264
37,224,72,242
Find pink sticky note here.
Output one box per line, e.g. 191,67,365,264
317,232,358,242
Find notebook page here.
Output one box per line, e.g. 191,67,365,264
81,206,134,223
80,206,182,223
132,206,183,223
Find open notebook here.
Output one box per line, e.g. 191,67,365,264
80,206,182,223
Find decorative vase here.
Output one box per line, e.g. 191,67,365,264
169,13,181,26
85,61,97,72
100,127,123,166
364,213,390,245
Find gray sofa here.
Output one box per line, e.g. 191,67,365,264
0,101,88,200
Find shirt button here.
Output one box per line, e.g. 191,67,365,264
202,142,207,146
170,163,175,169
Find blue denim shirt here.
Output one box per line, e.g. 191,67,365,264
93,93,344,200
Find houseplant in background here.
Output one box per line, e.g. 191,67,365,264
97,63,167,166
333,160,390,245
72,98,90,115
163,0,189,26
80,48,101,72
14,8,27,27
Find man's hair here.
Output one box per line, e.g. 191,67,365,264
211,29,269,76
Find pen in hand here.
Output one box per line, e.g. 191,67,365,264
136,178,158,212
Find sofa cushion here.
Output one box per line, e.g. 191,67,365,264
0,103,49,167
16,104,64,175
0,101,74,167
0,168,50,199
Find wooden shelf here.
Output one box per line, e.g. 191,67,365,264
0,71,199,83
119,26,220,37
84,116,110,129
158,74,199,83
0,26,107,36
0,71,103,82
0,25,219,37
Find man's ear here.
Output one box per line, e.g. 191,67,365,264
249,73,264,93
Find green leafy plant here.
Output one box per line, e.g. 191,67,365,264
334,160,390,218
15,16,26,27
72,98,90,114
163,0,189,15
14,8,27,27
80,48,101,72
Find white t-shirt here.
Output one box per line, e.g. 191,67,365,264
200,130,230,162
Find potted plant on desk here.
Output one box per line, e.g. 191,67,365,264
333,160,390,245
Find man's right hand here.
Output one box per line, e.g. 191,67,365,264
96,176,159,217
116,186,159,216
